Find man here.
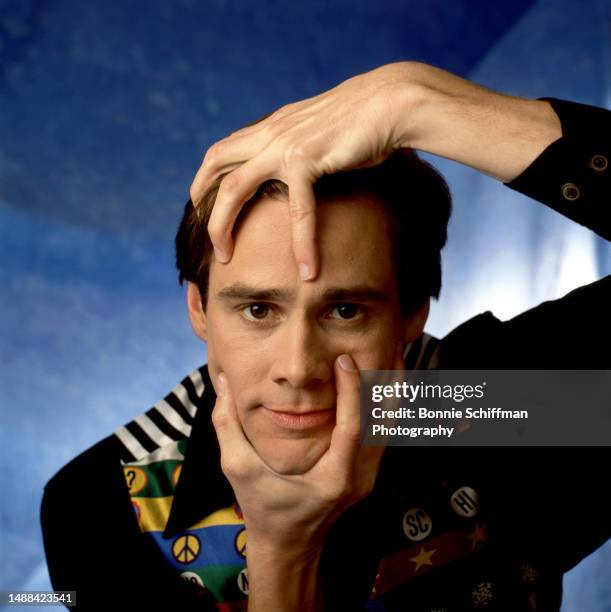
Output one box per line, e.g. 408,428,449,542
41,62,610,611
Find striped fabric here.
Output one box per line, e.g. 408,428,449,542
115,366,207,463
114,334,439,462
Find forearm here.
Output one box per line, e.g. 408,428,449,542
247,541,324,612
391,62,562,182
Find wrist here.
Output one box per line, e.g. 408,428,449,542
246,541,323,612
382,60,446,153
390,67,562,182
247,535,324,566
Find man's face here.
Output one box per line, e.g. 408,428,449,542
188,194,426,475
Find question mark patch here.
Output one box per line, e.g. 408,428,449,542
123,466,147,495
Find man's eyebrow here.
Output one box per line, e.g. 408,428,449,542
215,283,390,302
321,287,390,302
216,284,291,301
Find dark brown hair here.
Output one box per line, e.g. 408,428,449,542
176,149,451,316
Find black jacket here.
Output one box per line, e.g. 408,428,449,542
41,98,610,611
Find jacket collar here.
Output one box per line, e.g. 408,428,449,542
163,365,235,539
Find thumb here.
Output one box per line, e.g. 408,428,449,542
329,354,362,464
211,373,256,477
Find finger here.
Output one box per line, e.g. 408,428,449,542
329,354,362,465
207,154,277,263
190,104,309,205
211,373,257,476
190,130,271,206
285,156,319,280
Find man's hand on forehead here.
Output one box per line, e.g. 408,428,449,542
191,62,412,281
191,61,560,283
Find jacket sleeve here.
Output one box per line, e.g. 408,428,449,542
441,97,611,368
505,97,610,240
440,98,611,577
495,99,611,372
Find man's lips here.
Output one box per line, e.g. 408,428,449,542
261,406,335,430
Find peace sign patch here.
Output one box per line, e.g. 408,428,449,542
172,533,201,564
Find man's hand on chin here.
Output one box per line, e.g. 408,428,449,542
211,346,404,611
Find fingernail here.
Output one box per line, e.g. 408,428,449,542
299,262,312,281
217,373,226,397
214,246,228,263
338,354,357,372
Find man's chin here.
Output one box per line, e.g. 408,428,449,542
256,438,331,475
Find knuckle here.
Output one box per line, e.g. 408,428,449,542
189,184,198,203
283,143,308,166
211,408,225,429
211,402,230,428
288,199,313,223
269,107,284,122
346,424,361,443
218,171,239,195
272,102,290,115
270,103,295,122
219,455,237,478
221,454,250,481
204,141,224,165
206,217,222,242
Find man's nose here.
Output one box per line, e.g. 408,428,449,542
270,315,332,389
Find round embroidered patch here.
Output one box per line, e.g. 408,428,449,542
237,568,249,595
450,486,479,517
180,571,205,593
402,507,432,542
172,533,201,564
123,466,147,495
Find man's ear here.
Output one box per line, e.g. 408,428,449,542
402,299,430,344
186,282,208,342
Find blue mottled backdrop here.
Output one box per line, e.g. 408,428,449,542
1,0,610,609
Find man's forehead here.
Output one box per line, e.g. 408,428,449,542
233,193,392,250
210,193,396,293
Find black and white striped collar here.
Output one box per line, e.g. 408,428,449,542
114,366,208,463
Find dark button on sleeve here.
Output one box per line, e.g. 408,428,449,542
505,98,610,241
589,154,608,172
561,182,581,201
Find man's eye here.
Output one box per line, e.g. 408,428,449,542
243,303,270,320
329,304,361,320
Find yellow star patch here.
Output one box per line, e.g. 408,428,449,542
409,547,437,572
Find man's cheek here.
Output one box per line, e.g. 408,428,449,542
352,345,394,370
204,351,224,394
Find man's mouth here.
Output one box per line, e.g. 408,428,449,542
261,406,336,431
